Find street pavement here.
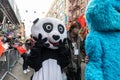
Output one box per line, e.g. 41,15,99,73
4,58,34,80
3,57,86,80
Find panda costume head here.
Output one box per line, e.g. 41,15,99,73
31,17,67,49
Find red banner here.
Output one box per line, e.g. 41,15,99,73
78,14,86,27
0,44,5,57
17,46,27,55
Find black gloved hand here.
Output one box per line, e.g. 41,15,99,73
33,33,50,48
56,38,71,68
53,38,67,48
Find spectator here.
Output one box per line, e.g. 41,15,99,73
66,22,82,80
16,41,30,74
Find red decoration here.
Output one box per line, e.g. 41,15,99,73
66,26,69,31
78,14,86,27
0,44,5,57
17,46,27,55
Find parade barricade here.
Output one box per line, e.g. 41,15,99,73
0,49,19,80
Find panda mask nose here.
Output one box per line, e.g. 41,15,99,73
52,35,60,40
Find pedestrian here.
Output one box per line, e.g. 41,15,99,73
16,41,30,74
66,22,82,80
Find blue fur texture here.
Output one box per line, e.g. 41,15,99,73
85,0,120,80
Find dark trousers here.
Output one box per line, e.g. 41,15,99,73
66,68,81,80
21,53,28,70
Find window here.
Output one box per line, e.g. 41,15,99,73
77,10,80,15
81,7,84,13
81,0,84,4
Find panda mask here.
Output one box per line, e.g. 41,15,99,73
31,17,67,49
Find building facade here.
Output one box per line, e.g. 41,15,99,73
46,0,90,27
46,0,68,25
0,0,26,40
68,0,89,26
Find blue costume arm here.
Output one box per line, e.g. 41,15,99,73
85,35,103,80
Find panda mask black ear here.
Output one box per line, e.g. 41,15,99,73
33,18,39,24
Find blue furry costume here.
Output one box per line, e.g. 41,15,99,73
85,0,120,80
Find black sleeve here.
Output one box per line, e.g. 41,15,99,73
58,40,71,69
27,45,42,71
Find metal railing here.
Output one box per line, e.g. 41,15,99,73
0,49,19,80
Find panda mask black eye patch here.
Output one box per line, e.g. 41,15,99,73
43,23,53,33
58,24,64,34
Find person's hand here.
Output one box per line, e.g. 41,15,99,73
33,34,49,47
2,43,9,50
85,56,89,63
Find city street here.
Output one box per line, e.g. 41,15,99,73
0,0,89,80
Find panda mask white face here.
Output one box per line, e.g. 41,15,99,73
31,17,67,49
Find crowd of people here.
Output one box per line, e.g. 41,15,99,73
0,0,118,79
0,31,35,74
0,32,20,56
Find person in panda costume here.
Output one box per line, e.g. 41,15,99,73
27,17,71,80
